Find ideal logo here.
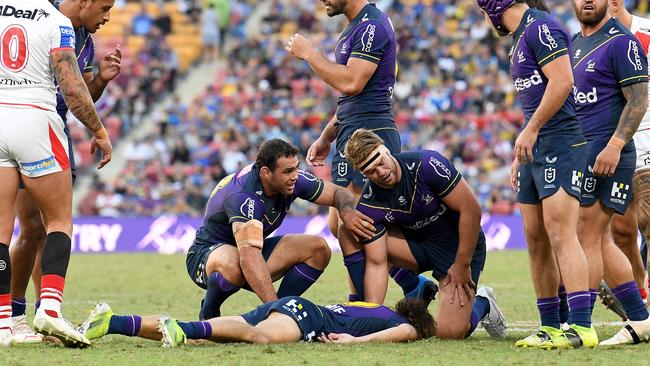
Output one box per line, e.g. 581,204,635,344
572,171,583,189
545,156,557,164
526,14,534,24
628,40,644,72
514,70,543,91
406,162,416,171
0,6,46,20
573,86,598,104
611,182,630,201
609,27,620,35
517,50,526,63
544,167,556,183
585,59,596,72
538,23,558,50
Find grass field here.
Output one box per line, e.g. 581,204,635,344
1,250,649,365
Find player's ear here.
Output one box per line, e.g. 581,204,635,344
259,166,271,177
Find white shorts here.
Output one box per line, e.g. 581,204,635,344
0,106,70,177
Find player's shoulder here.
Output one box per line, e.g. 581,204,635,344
605,17,636,40
355,3,393,34
522,9,562,33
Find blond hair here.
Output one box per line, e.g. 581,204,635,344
344,129,385,170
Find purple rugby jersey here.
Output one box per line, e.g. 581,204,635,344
356,150,464,244
509,8,581,136
321,302,407,336
572,17,649,143
193,164,324,246
334,3,396,122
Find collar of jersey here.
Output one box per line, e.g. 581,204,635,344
358,158,421,213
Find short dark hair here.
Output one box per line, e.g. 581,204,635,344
517,0,550,12
256,139,298,172
394,298,436,340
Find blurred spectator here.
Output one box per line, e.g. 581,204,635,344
131,4,154,36
154,7,173,36
200,3,220,61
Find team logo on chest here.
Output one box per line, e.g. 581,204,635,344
517,50,526,63
574,49,582,59
585,59,596,72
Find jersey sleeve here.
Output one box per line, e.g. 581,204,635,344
356,202,387,245
223,193,265,224
349,20,391,64
294,170,325,202
525,20,569,68
610,35,649,87
84,36,96,73
420,152,462,198
49,16,76,52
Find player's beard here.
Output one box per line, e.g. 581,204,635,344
573,1,608,26
323,0,346,17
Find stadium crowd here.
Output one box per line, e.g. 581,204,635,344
78,0,644,217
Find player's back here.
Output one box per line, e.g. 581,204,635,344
321,302,407,336
0,0,74,111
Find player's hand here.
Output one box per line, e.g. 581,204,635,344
510,159,520,192
285,33,316,60
318,332,355,344
593,145,621,177
98,44,122,82
306,137,331,167
514,126,538,164
442,262,474,307
339,207,375,241
90,128,113,169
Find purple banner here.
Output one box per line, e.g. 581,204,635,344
11,214,526,253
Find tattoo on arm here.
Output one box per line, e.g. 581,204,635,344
50,50,103,133
333,187,355,211
616,82,649,142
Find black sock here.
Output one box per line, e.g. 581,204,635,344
41,232,71,277
0,244,10,294
200,272,240,319
343,251,366,300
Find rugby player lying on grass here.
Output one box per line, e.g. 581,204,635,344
76,296,435,346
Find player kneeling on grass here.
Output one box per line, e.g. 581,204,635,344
338,129,507,340
77,296,435,345
185,139,376,321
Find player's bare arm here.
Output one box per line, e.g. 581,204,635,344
286,34,377,96
515,55,574,163
594,81,649,177
307,115,337,167
439,179,481,306
50,49,112,169
85,45,122,101
232,220,278,303
317,323,417,343
312,182,375,240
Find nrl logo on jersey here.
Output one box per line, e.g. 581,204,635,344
0,6,49,20
585,59,596,72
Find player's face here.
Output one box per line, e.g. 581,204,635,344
363,153,399,189
80,0,115,33
320,0,347,17
573,0,608,26
269,156,300,195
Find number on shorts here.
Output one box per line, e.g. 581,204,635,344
1,25,29,72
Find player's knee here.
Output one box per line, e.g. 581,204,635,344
307,237,331,269
16,215,46,246
434,321,467,340
250,330,271,344
211,258,244,285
